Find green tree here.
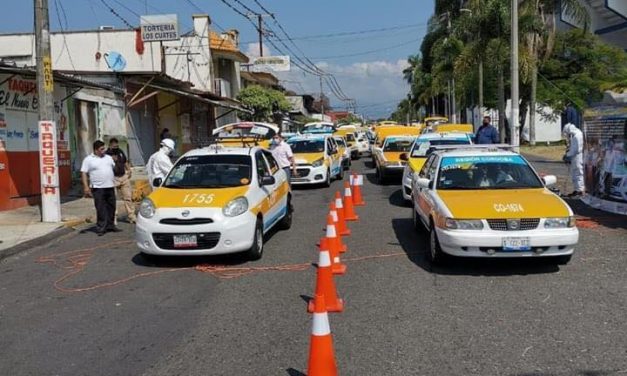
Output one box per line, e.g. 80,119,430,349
337,113,362,125
236,85,291,122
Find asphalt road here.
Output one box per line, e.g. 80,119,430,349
1,157,626,376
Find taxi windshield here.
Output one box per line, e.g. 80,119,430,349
345,133,355,142
411,139,471,157
164,155,252,188
334,138,347,147
383,138,414,152
288,139,325,153
437,155,543,190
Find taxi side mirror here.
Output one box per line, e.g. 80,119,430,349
542,175,557,187
260,175,276,186
416,177,431,189
152,178,163,187
400,153,409,161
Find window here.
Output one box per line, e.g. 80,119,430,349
255,151,270,183
419,155,436,179
163,155,252,188
287,139,325,153
262,150,280,174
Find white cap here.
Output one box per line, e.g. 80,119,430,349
161,138,175,150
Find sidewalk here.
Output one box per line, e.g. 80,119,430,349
0,172,151,260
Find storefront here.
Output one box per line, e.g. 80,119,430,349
0,73,71,210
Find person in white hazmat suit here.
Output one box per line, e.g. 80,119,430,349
146,138,175,189
562,123,584,197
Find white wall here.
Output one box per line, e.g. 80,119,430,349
0,18,214,93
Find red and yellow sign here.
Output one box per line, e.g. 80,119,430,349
38,120,59,195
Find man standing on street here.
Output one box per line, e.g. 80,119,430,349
146,138,175,189
106,138,136,224
562,123,585,197
475,116,499,144
81,140,120,236
270,133,295,185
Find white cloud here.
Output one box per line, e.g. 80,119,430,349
244,42,273,59
276,59,410,118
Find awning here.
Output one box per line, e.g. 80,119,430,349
134,80,251,113
0,65,125,94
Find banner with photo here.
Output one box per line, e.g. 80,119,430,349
582,105,627,215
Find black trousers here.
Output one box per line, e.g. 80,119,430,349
92,187,116,232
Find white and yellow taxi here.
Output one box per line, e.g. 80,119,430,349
411,146,578,265
136,145,291,260
287,134,343,186
212,122,279,149
401,132,473,201
373,135,417,183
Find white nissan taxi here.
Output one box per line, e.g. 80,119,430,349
411,145,579,265
136,145,292,260
287,134,343,186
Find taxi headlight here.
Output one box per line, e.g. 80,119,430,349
545,217,574,228
223,196,249,217
312,158,324,168
139,198,155,218
445,218,484,230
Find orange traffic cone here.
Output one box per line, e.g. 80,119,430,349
308,248,344,313
329,203,348,251
307,294,338,376
351,173,365,206
334,192,350,236
324,212,347,274
343,182,359,222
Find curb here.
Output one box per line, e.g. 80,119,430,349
0,226,74,262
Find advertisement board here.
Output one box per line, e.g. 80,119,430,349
251,56,291,72
582,105,627,215
140,14,179,42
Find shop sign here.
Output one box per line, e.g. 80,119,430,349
38,121,59,195
0,78,39,113
140,14,179,42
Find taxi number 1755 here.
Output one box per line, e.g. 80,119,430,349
182,193,215,204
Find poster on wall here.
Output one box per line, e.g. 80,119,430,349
582,105,627,215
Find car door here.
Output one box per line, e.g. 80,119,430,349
326,137,340,176
254,151,275,231
414,154,439,224
261,150,288,225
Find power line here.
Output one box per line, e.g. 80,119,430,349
241,22,428,44
53,0,77,71
311,37,423,60
182,0,226,31
98,0,134,28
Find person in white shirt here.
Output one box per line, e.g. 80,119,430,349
146,138,175,189
270,133,295,185
81,140,120,236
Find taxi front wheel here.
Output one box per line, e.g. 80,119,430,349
428,226,447,266
246,219,264,260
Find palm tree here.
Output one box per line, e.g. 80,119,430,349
520,0,588,144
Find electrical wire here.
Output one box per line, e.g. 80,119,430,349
311,36,424,60
53,0,77,71
98,0,134,28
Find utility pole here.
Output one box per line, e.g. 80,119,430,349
35,0,61,222
510,0,520,150
247,13,272,57
319,75,324,121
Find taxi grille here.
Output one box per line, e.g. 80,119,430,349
159,218,213,225
487,218,540,231
295,168,310,177
152,232,221,250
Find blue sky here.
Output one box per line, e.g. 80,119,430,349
0,0,434,118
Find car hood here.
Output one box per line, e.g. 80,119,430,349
408,157,427,172
438,188,570,218
382,152,405,162
295,152,325,164
150,186,249,208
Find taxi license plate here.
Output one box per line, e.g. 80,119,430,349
173,234,197,248
502,237,531,251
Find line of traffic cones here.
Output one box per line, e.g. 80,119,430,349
306,173,366,375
